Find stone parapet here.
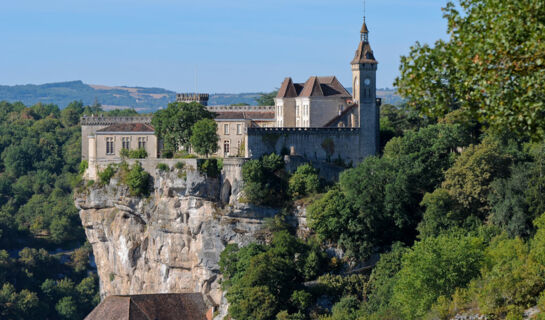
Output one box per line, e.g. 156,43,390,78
206,105,275,112
248,127,359,134
80,115,152,126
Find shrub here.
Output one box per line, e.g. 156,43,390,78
128,148,148,159
125,162,150,196
242,153,288,207
174,162,185,170
156,163,170,172
98,165,116,185
120,148,129,158
288,164,320,199
161,149,174,159
199,159,221,178
79,160,88,175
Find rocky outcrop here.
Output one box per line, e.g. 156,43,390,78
75,168,279,309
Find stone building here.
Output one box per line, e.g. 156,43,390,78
81,16,380,170
247,17,380,163
275,76,353,128
208,105,275,157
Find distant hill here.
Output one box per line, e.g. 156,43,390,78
0,81,403,113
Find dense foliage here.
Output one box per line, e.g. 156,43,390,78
151,101,214,155
241,153,288,207
395,0,545,140
0,101,99,319
190,118,219,157
225,2,545,316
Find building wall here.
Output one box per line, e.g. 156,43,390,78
95,133,158,160
215,120,250,158
81,116,153,160
303,97,350,128
247,127,362,164
275,98,296,127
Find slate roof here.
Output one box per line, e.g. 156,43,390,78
215,111,275,121
84,294,211,320
96,123,155,133
277,76,351,99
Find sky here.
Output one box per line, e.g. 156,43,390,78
0,0,449,93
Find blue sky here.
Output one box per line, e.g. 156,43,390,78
0,0,449,93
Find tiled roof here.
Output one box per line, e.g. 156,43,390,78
277,76,351,99
351,41,378,64
96,123,155,133
84,294,211,320
277,78,298,98
215,111,275,121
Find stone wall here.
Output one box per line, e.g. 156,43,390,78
247,127,362,164
86,158,199,181
81,116,153,160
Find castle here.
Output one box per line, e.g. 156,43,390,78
82,18,379,177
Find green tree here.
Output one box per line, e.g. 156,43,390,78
242,154,287,207
395,0,545,140
288,164,320,199
256,91,278,106
391,233,485,320
152,102,214,153
190,118,218,157
125,162,150,196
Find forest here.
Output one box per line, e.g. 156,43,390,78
219,0,545,319
0,101,137,319
0,0,543,319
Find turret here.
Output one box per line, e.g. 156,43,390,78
352,17,379,158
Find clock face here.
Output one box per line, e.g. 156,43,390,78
364,78,371,86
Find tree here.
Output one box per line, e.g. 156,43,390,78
190,119,218,157
152,102,214,153
242,154,288,207
395,0,545,140
256,91,278,106
391,233,485,320
288,164,320,199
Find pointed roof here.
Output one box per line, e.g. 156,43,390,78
277,77,298,98
351,41,378,65
361,21,369,34
276,76,351,99
317,76,351,97
300,76,324,97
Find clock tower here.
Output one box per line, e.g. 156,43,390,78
351,17,379,157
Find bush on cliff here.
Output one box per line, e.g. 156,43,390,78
125,162,150,196
242,153,288,207
288,164,320,200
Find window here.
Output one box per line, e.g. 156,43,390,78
122,137,130,150
138,137,146,149
224,124,229,135
106,137,114,155
237,124,242,135
224,140,230,157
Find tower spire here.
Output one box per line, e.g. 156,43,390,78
361,0,369,43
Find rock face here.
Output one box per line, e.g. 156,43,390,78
75,168,278,308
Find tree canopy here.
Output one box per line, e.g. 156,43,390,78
151,102,214,153
395,0,545,140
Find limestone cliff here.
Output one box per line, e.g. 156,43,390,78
75,166,280,309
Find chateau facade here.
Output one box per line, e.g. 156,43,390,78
82,18,379,177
